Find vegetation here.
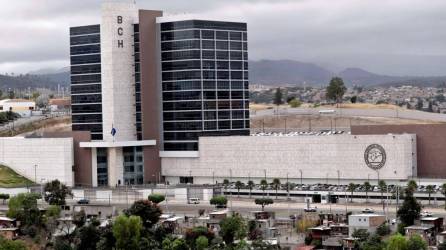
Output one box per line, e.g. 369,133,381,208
348,183,357,202
219,214,247,245
378,180,387,209
426,185,434,205
0,193,9,204
113,215,142,250
124,200,162,229
235,181,244,197
254,198,274,211
364,181,371,203
260,179,268,197
272,178,281,199
326,77,347,105
0,165,33,188
288,98,302,108
397,181,421,227
247,180,255,198
273,88,283,106
442,183,446,210
44,179,72,206
148,193,165,204
210,195,228,208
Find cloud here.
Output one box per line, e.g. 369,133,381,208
0,0,445,75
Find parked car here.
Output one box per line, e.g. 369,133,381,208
362,208,375,214
420,211,433,217
77,199,90,205
304,206,317,212
188,198,200,204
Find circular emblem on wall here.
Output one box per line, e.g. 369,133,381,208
364,144,386,170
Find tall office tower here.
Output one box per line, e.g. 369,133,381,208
70,24,103,140
69,1,249,187
160,21,250,151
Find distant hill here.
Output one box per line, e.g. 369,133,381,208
249,60,446,87
2,61,446,90
249,59,333,86
0,71,69,90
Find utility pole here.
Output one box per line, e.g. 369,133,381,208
286,173,290,200
229,169,233,209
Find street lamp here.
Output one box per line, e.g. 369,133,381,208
34,164,37,184
299,170,303,188
337,170,340,187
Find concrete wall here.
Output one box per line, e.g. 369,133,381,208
0,137,74,186
352,124,446,178
162,134,416,184
101,2,137,142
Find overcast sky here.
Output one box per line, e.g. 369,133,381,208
1,0,446,76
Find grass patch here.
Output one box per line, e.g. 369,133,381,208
0,165,33,188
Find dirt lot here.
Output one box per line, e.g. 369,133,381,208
250,114,440,133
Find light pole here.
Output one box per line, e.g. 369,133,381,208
286,173,290,200
229,169,233,209
337,170,340,187
34,164,37,184
299,169,303,187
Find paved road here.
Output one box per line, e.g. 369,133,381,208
252,107,446,123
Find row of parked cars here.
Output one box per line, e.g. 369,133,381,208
224,182,443,193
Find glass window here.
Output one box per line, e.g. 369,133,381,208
216,41,228,50
202,40,215,49
216,31,228,40
201,30,215,39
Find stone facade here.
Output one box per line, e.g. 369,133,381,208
0,137,74,186
162,134,416,184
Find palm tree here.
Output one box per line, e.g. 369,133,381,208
260,179,268,198
426,185,434,205
247,180,255,198
235,181,244,198
272,178,281,199
364,182,371,203
223,179,230,195
441,183,446,210
407,180,418,193
348,183,356,203
378,180,387,209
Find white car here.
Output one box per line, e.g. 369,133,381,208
420,211,432,217
304,206,317,212
362,208,375,214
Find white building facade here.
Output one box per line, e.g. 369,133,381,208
161,134,417,185
0,137,74,186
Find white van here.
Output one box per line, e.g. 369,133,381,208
188,198,200,204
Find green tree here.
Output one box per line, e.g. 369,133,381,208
0,236,27,250
44,179,72,206
376,223,391,236
364,181,371,203
350,95,358,103
223,179,230,190
426,185,434,205
260,179,268,198
148,193,165,204
397,182,421,226
210,195,228,208
407,180,418,193
348,183,356,203
272,178,281,199
361,234,385,250
407,234,427,250
219,214,247,245
289,98,302,108
0,194,9,204
113,215,142,250
196,236,209,250
76,223,100,250
273,88,283,106
73,209,87,228
7,193,41,228
326,77,347,105
125,200,162,229
441,183,446,210
247,180,255,198
351,229,370,243
254,198,274,211
378,180,387,210
235,181,244,198
386,234,408,250
438,242,446,250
